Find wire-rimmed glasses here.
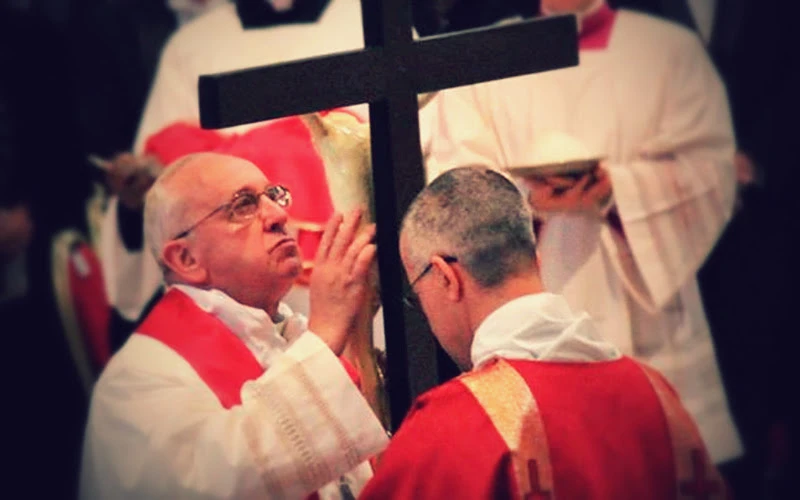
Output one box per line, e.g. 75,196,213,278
172,185,292,239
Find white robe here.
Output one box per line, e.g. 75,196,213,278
426,9,742,463
100,0,366,323
470,292,622,367
80,285,388,499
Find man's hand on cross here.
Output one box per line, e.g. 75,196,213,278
308,208,377,356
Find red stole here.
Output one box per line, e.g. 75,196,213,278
460,357,726,499
137,288,263,408
137,287,361,403
137,288,328,500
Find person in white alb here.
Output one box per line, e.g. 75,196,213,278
426,0,742,466
80,152,388,499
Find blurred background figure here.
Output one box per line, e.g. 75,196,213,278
68,0,178,166
2,3,93,498
617,2,797,497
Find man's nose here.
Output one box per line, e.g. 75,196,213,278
259,194,289,230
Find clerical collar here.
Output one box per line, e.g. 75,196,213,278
236,0,332,29
470,293,621,369
170,284,293,345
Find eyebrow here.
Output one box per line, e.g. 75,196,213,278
231,185,267,197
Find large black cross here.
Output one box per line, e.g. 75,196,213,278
198,0,577,430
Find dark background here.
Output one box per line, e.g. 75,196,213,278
2,0,796,498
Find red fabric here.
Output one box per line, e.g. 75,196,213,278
361,356,715,499
67,242,111,370
143,121,226,166
213,118,333,223
359,370,515,499
579,4,616,50
136,289,264,408
509,357,677,499
136,288,359,500
338,356,362,389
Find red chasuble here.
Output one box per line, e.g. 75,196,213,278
360,356,727,499
136,288,360,499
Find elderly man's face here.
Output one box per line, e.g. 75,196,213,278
177,155,301,311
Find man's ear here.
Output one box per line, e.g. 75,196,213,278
431,255,462,302
161,240,208,285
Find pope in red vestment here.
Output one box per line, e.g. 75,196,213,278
80,152,387,499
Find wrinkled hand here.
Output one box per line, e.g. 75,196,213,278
523,165,612,215
308,209,377,356
102,152,161,210
0,205,33,262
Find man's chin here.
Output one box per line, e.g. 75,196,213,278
268,244,304,284
282,255,303,279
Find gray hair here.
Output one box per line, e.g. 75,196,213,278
143,155,199,274
401,167,536,288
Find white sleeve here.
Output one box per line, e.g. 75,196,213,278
81,333,388,500
133,31,200,153
605,34,737,309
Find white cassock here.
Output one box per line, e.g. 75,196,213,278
100,0,366,323
426,8,742,463
80,284,388,499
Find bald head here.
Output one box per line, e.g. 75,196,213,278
144,152,265,270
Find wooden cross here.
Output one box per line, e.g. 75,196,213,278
198,0,578,430
525,459,553,500
679,449,721,500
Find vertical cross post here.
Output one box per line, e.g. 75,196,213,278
525,459,553,500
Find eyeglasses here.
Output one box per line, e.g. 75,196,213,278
173,185,292,239
402,255,458,309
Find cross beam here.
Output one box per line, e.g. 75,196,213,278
199,15,578,127
198,0,578,431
